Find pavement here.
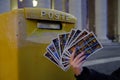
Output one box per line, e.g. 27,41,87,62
83,43,120,74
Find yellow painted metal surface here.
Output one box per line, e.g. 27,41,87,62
0,8,76,80
0,11,18,80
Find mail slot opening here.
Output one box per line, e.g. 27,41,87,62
37,21,62,30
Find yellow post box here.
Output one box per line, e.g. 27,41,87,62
0,8,77,80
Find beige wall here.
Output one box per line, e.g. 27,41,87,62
118,0,120,42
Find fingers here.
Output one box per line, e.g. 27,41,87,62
73,52,85,63
70,51,86,66
78,59,85,67
70,48,76,61
69,50,86,75
70,52,86,76
75,55,86,65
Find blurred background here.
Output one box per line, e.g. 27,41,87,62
0,0,120,76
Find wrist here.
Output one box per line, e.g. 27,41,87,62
75,67,90,80
75,67,83,76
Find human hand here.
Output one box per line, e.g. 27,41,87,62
70,50,86,76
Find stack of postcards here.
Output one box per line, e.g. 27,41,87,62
44,29,103,71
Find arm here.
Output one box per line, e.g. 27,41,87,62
69,50,120,80
75,67,119,80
